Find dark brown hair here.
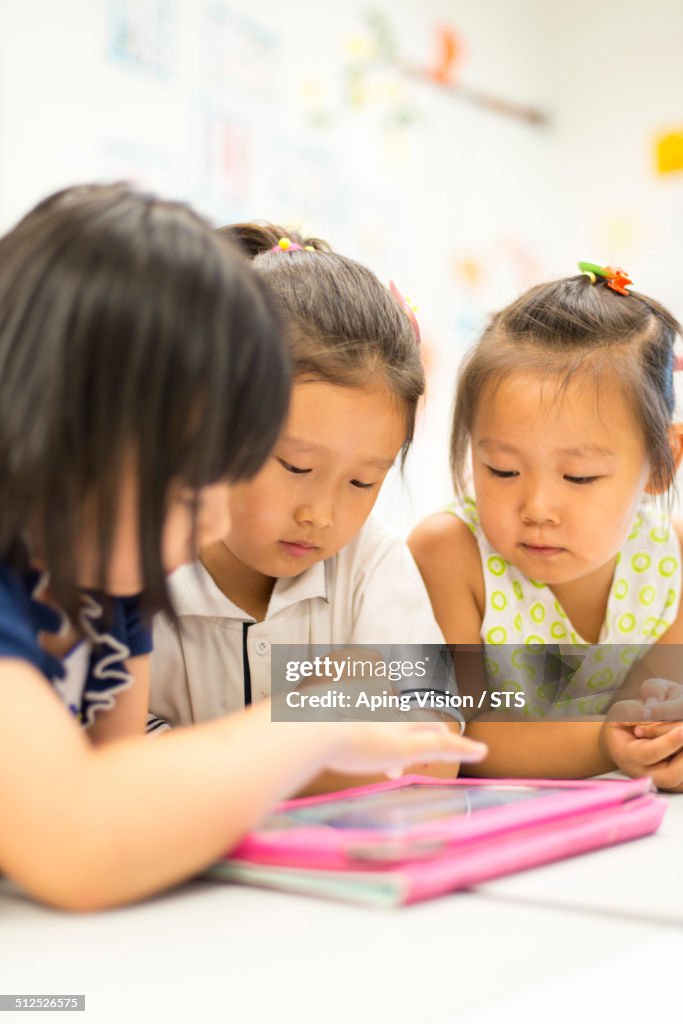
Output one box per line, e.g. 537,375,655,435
451,274,681,496
0,185,290,615
216,222,424,459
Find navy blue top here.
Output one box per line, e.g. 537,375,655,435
0,561,152,727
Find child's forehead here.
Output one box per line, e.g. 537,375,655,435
280,378,407,460
286,378,405,429
473,368,642,449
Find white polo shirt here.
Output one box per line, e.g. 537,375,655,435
149,516,452,729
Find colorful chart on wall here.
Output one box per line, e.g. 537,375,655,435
108,0,175,77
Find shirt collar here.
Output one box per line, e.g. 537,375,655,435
266,559,328,617
168,558,328,621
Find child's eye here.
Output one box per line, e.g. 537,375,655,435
277,458,311,475
564,475,601,485
486,466,519,479
350,479,376,489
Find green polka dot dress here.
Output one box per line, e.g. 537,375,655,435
447,497,681,717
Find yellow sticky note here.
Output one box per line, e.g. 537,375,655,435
656,130,683,174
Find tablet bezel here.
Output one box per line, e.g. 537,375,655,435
232,774,654,867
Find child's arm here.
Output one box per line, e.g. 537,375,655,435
409,513,615,778
0,657,477,911
600,520,683,787
86,654,150,744
409,513,485,646
461,721,611,777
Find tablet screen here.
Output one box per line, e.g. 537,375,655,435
265,783,570,832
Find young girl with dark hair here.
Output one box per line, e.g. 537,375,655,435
0,188,481,910
149,224,480,785
409,263,683,787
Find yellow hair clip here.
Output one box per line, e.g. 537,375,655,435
272,237,314,253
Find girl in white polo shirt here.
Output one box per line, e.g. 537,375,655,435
149,224,458,746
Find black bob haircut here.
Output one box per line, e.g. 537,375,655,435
0,183,290,616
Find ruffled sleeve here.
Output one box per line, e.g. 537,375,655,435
118,594,153,657
78,592,152,727
0,564,64,682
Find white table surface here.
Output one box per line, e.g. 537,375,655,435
2,790,682,1024
478,788,683,926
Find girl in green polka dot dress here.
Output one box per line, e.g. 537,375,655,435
410,267,683,786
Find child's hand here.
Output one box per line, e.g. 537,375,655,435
607,698,650,723
602,720,683,792
639,678,683,722
607,679,683,726
630,678,683,742
324,721,487,779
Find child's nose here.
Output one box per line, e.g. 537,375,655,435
294,497,334,529
520,482,560,525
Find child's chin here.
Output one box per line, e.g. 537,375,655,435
511,556,572,586
275,556,322,578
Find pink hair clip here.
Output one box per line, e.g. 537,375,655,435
389,280,421,344
270,237,315,253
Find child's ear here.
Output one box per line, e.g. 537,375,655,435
645,422,683,495
672,423,683,472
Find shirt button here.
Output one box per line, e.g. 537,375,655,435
255,639,269,655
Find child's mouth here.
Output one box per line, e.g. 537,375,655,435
520,543,565,557
279,540,320,558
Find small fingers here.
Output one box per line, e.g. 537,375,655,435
641,678,673,704
641,699,683,723
649,748,683,792
633,721,679,739
403,725,487,764
607,699,647,724
634,725,683,767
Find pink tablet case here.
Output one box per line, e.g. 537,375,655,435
211,776,665,907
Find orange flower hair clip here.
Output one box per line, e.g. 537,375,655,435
577,261,632,296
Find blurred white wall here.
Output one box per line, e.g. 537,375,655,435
534,0,683,307
0,0,681,531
